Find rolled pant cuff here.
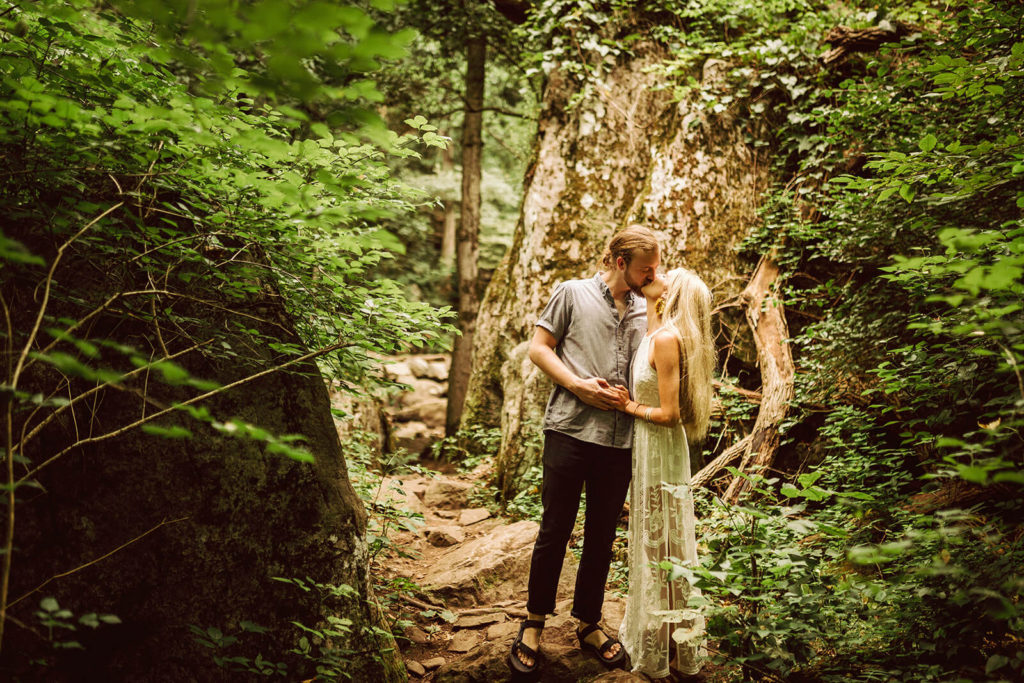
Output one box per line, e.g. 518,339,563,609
570,608,601,624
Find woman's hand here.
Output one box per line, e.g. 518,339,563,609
610,384,632,411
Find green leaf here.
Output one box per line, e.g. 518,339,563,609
0,234,45,265
141,423,193,439
153,361,190,385
780,484,801,498
797,471,823,488
917,133,937,153
898,183,916,203
956,465,989,484
985,654,1008,674
40,597,59,612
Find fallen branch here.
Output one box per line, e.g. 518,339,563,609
399,593,445,611
723,254,796,503
691,434,752,490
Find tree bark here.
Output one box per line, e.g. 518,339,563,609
723,253,796,502
440,131,458,268
446,36,485,436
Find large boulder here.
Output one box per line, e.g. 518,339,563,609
4,269,402,682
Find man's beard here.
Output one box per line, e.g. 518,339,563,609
624,271,649,295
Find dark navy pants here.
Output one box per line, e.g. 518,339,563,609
525,430,632,624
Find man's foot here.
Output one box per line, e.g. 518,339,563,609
507,615,545,673
581,624,620,659
576,622,627,668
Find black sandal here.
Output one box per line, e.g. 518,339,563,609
576,622,627,669
507,619,544,674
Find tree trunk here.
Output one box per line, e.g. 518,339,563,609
723,253,796,502
440,132,458,268
460,46,772,500
446,36,485,436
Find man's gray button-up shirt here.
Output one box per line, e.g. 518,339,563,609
535,273,648,449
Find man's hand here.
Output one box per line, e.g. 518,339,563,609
571,377,623,410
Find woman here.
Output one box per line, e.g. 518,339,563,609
613,267,714,680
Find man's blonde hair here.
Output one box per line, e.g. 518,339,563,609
601,224,659,269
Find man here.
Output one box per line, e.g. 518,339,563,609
507,225,660,674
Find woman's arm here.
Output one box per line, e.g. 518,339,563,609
620,329,682,427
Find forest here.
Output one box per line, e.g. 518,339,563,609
0,0,1021,681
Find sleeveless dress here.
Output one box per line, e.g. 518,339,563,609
618,330,706,678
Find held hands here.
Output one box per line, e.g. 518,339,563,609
572,377,630,411
610,385,631,411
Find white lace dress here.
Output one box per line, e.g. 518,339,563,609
618,330,706,678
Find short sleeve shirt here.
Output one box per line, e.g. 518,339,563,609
535,274,648,449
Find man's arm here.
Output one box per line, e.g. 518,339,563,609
528,326,622,410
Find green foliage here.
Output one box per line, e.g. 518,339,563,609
0,0,456,671
33,597,121,652
505,465,545,522
344,428,429,562
372,4,537,312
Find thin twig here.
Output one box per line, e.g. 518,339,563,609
7,516,189,610
10,202,124,390
16,341,211,453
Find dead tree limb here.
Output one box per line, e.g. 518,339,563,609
820,21,922,66
719,254,796,502
691,434,752,490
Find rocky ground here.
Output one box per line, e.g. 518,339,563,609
368,466,645,682
334,355,711,682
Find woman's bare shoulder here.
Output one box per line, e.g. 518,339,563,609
651,327,681,350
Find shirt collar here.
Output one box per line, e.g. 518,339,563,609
594,272,637,305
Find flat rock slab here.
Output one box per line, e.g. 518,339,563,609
435,595,629,682
405,660,426,677
391,397,447,426
486,621,519,641
455,612,505,629
448,629,482,653
422,656,447,670
435,640,612,682
592,671,650,681
458,507,491,526
402,624,430,645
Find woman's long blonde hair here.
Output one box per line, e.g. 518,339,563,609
660,267,715,443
